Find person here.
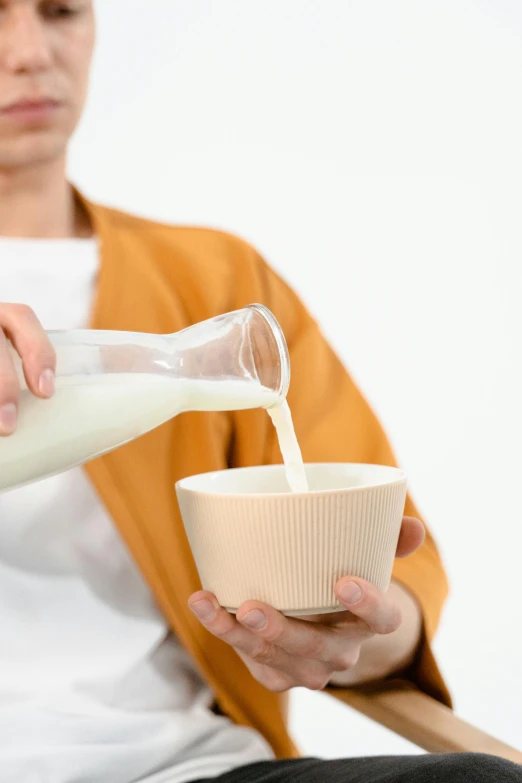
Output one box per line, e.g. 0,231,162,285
0,2,519,782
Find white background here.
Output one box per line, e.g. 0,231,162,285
70,0,522,755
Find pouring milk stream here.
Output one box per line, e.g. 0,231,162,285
0,305,308,494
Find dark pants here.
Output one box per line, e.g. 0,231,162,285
193,754,522,782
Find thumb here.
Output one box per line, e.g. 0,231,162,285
395,516,425,558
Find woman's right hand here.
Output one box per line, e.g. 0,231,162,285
0,304,56,436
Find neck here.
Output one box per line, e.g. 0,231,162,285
0,157,91,239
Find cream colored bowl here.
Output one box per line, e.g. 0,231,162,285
176,463,407,616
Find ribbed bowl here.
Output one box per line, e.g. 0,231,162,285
176,463,407,615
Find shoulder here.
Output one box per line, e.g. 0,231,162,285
90,201,260,275
87,200,310,339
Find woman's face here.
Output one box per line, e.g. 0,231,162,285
0,0,95,169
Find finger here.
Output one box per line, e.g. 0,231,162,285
335,577,402,635
0,304,56,398
236,600,363,671
0,330,20,435
395,516,425,558
188,591,297,671
188,592,333,688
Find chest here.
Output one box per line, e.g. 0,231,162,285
0,238,99,330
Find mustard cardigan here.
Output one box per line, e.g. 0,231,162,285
80,196,451,758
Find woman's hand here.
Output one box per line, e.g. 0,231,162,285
189,516,425,692
0,303,56,435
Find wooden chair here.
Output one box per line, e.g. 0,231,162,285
332,680,522,764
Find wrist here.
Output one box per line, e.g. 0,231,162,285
328,581,422,688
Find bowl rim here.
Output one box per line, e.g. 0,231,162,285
175,462,407,499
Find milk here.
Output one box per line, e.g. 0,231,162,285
267,402,309,493
0,373,308,495
0,375,279,493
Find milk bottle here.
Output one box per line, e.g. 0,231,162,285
0,304,308,494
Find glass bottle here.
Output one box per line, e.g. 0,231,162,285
0,304,289,493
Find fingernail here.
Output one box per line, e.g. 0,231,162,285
0,403,17,434
240,609,267,630
339,581,363,605
189,599,216,622
39,369,55,398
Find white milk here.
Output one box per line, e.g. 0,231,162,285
0,373,308,495
267,402,309,493
0,374,279,493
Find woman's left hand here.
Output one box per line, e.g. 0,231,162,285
188,516,425,692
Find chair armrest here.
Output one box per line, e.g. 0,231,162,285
328,680,522,764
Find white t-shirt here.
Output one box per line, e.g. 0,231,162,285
0,238,273,783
